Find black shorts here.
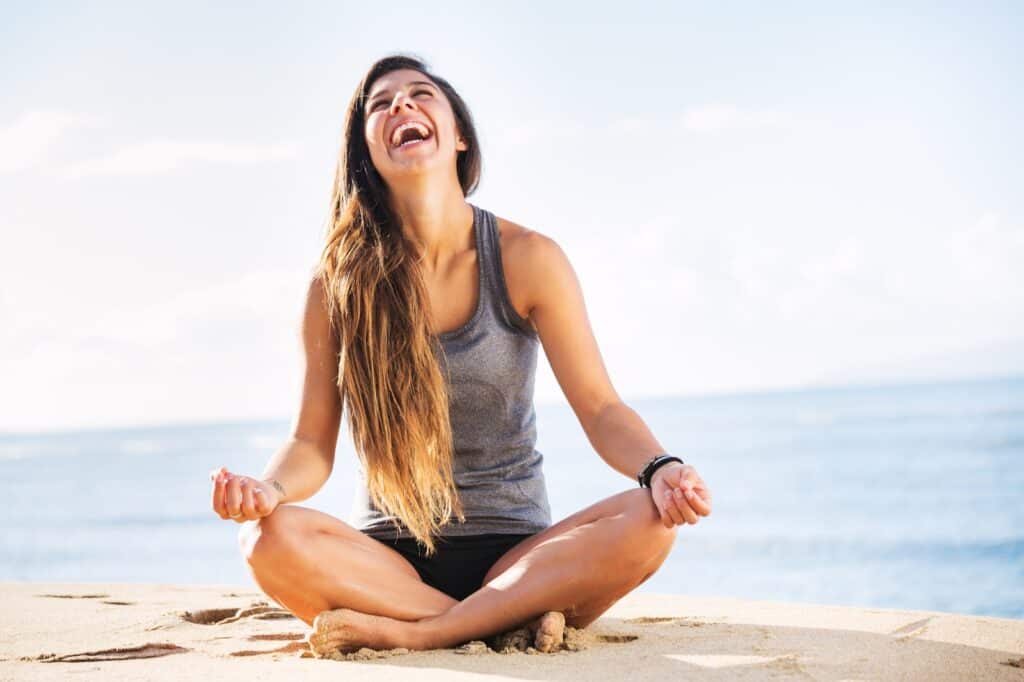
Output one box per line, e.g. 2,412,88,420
369,532,535,601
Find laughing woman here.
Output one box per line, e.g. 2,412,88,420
209,53,712,654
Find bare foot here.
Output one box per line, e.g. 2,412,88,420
531,611,566,653
305,608,403,657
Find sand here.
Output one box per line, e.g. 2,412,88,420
1,581,1022,680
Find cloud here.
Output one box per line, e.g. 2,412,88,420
80,268,313,347
0,267,315,431
0,109,100,173
60,139,301,177
680,105,792,133
0,108,300,177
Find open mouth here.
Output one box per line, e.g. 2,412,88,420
390,120,433,150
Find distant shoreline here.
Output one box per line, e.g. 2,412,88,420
4,371,1021,437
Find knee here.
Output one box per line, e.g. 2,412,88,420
237,507,296,565
623,488,678,565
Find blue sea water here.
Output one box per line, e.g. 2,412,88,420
1,374,1021,620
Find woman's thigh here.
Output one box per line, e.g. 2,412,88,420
240,504,459,624
266,505,420,577
481,487,666,585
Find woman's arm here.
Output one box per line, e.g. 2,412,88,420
520,234,665,479
514,229,711,525
581,401,668,480
259,275,343,504
258,437,333,505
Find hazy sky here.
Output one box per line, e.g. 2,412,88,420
2,2,1021,432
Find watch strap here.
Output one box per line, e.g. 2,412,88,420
638,454,684,488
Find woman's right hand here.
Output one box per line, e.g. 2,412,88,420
209,466,280,522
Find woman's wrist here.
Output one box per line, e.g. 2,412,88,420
637,454,684,488
260,478,287,503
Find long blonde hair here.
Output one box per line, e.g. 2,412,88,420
315,54,483,556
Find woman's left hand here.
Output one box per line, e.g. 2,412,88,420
650,462,712,528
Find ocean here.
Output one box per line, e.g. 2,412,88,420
2,374,1021,620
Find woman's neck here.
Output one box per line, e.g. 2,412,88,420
392,189,474,272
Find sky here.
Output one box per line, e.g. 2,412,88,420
1,1,1022,432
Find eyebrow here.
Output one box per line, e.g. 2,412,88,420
367,80,437,106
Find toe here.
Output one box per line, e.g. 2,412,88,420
533,611,566,653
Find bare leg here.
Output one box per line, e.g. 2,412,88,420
415,488,675,648
238,505,458,626
307,488,677,653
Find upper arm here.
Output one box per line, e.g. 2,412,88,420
290,275,343,468
523,233,622,430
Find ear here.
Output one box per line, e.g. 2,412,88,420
455,130,469,152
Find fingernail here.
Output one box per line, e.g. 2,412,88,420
673,488,682,498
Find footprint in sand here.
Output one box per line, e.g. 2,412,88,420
624,616,706,627
180,601,297,625
34,593,137,607
25,643,190,663
625,616,678,623
889,617,933,642
227,633,308,657
230,641,309,657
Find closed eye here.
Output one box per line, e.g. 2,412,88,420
369,89,432,111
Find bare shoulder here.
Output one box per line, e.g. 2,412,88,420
494,215,569,330
494,214,617,424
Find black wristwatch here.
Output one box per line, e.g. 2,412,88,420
637,454,685,488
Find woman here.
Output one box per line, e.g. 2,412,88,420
209,53,713,655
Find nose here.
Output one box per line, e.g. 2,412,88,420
388,91,417,114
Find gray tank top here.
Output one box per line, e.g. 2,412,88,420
348,202,553,539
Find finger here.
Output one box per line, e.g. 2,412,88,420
211,473,223,517
656,500,674,528
252,487,267,516
649,490,672,528
238,479,257,520
219,473,237,518
646,489,673,528
671,487,700,524
690,480,709,497
244,479,266,519
225,476,243,518
685,486,712,516
662,490,685,525
688,483,712,510
217,468,236,512
213,474,229,518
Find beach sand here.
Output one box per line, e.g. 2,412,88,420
1,581,1022,680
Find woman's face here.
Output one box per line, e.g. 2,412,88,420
363,68,468,184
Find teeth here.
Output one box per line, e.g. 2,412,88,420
391,121,431,147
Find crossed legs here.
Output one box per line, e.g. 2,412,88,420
240,487,677,651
